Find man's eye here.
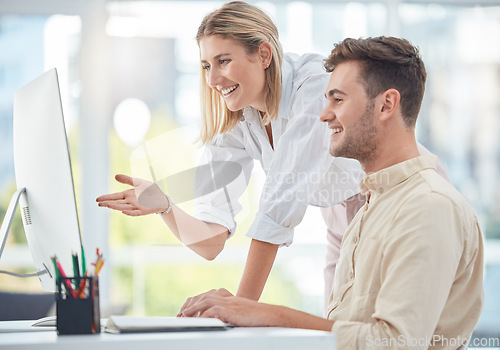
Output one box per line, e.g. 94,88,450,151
202,65,210,70
335,98,343,103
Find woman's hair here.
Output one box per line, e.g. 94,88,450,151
196,1,283,144
324,36,427,128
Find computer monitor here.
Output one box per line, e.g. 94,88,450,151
0,68,83,292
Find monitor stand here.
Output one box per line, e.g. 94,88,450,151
0,188,47,277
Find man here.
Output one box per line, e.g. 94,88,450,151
179,36,484,349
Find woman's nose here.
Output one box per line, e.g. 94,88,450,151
206,67,221,89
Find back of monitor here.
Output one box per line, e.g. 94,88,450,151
12,68,82,292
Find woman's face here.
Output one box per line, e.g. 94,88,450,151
200,35,268,113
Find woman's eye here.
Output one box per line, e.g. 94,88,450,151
220,59,230,65
202,65,210,70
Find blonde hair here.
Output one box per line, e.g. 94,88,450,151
196,1,283,144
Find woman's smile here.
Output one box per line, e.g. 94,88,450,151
220,84,239,98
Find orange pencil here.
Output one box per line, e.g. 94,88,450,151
76,271,89,298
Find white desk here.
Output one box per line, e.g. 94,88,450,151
0,321,336,350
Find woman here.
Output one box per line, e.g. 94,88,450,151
97,1,364,307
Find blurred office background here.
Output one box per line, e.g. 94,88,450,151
0,0,499,340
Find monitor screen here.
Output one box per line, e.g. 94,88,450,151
10,68,82,292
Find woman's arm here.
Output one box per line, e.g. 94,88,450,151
236,239,279,300
96,174,228,260
161,202,229,261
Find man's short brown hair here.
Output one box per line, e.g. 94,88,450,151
324,37,427,128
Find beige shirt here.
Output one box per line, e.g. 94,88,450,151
327,155,484,349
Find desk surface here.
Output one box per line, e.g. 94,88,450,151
0,321,336,350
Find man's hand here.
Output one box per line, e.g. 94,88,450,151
178,289,277,327
96,174,169,216
178,288,233,317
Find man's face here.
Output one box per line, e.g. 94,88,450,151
319,61,378,163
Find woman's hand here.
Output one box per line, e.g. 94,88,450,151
97,174,229,260
96,174,169,216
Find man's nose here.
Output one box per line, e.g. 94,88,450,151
319,104,334,123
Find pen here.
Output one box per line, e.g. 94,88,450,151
51,256,60,284
72,252,81,294
81,245,87,275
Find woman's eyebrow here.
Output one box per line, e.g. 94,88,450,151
201,53,231,63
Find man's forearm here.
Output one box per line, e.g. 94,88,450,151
268,304,335,331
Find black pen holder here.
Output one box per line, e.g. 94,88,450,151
56,276,100,335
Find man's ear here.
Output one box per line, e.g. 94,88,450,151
259,42,273,68
378,89,400,121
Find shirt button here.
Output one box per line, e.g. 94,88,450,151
349,271,354,279
353,236,358,244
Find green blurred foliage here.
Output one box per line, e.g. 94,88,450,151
110,262,306,317
0,181,26,244
143,264,305,316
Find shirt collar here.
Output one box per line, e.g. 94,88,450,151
241,106,260,125
359,154,438,196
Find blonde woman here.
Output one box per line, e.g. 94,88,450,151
97,1,364,308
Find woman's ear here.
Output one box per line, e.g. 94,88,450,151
378,89,400,121
259,41,273,69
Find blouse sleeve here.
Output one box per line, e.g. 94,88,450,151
193,126,254,238
246,71,361,247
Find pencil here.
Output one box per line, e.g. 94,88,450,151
56,259,77,298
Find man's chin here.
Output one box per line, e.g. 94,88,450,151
330,146,354,160
330,145,343,158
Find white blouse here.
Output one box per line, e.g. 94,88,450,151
193,53,365,247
